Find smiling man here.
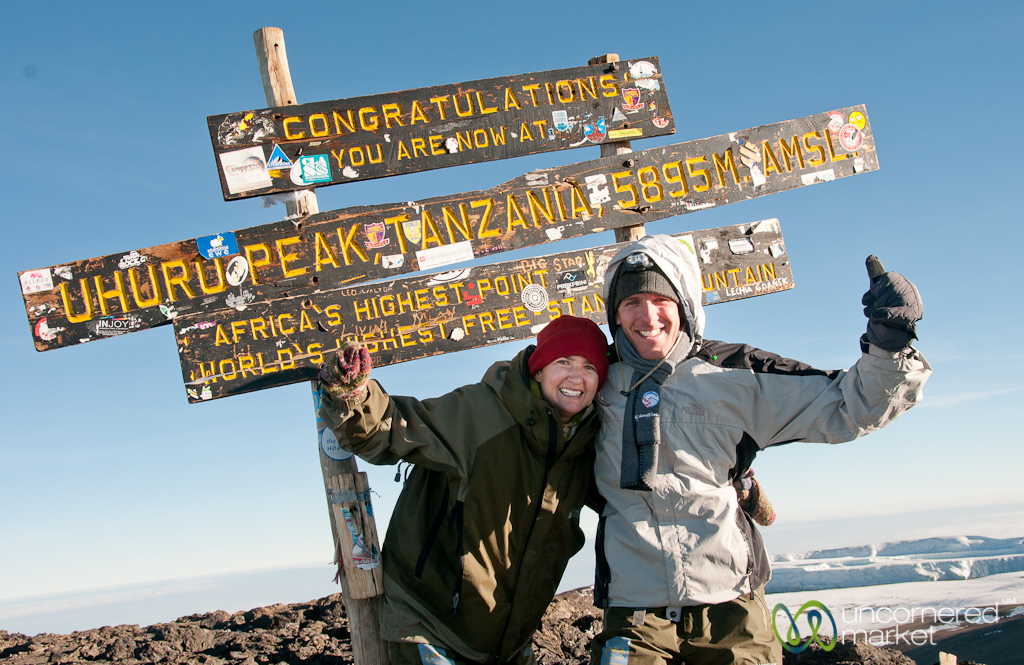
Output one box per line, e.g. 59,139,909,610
590,235,931,665
317,315,609,665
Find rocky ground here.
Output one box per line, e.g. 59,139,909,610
0,589,986,665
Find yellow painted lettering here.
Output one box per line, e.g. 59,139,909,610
161,260,196,301
275,236,307,278
358,107,379,131
475,91,498,114
410,100,429,125
473,198,498,238
243,243,273,285
128,264,163,308
314,232,340,271
59,280,93,323
803,131,827,166
381,103,404,128
506,194,529,233
335,225,370,265
194,257,227,295
309,113,329,137
333,110,356,134
504,87,522,110
442,204,474,243
283,116,305,139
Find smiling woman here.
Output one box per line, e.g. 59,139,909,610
528,316,609,423
314,315,610,664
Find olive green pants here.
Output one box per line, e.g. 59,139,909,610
388,641,537,665
590,588,781,665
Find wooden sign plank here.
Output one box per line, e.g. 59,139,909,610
175,220,793,402
19,106,874,353
208,58,675,200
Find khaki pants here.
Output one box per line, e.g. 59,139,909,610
388,641,537,665
590,588,782,665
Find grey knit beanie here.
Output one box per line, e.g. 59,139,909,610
612,263,679,312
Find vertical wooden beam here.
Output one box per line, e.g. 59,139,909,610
253,28,318,220
589,53,646,244
253,27,389,665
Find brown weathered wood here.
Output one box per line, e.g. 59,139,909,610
209,58,675,200
253,28,319,220
314,385,390,665
253,28,388,665
589,54,644,244
327,472,384,599
20,106,875,352
177,220,793,402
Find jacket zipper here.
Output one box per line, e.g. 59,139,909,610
494,412,558,656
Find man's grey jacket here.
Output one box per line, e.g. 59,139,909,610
594,235,931,608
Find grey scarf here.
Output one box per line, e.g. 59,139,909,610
617,328,693,490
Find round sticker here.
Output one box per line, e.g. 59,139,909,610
652,117,670,129
838,124,863,151
849,111,866,130
642,391,660,408
225,256,249,286
521,284,549,313
320,427,353,461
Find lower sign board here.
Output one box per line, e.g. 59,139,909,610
175,220,793,403
20,106,872,353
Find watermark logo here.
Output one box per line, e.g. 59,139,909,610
772,601,837,653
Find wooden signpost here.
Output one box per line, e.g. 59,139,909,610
19,106,875,352
175,220,792,402
208,58,675,200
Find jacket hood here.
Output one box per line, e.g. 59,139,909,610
603,234,706,355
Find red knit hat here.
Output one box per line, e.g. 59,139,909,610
528,316,609,388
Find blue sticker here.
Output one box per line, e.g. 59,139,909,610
196,232,239,260
600,637,632,665
417,644,455,665
297,154,331,184
267,144,293,169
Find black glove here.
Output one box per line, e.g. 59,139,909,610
861,256,922,352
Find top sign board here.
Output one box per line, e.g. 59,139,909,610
208,58,674,200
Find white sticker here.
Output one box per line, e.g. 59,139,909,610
20,269,53,294
117,251,148,270
416,240,474,271
584,174,611,205
728,238,755,255
225,256,249,286
628,60,658,79
219,146,272,194
320,427,353,461
800,169,836,185
521,284,549,313
382,254,405,269
34,317,64,341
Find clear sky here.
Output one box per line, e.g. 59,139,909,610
2,0,1023,635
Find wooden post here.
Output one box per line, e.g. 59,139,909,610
589,53,646,243
253,27,389,665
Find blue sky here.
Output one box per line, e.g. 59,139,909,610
2,0,1022,635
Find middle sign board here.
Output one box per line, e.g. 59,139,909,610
20,106,875,353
